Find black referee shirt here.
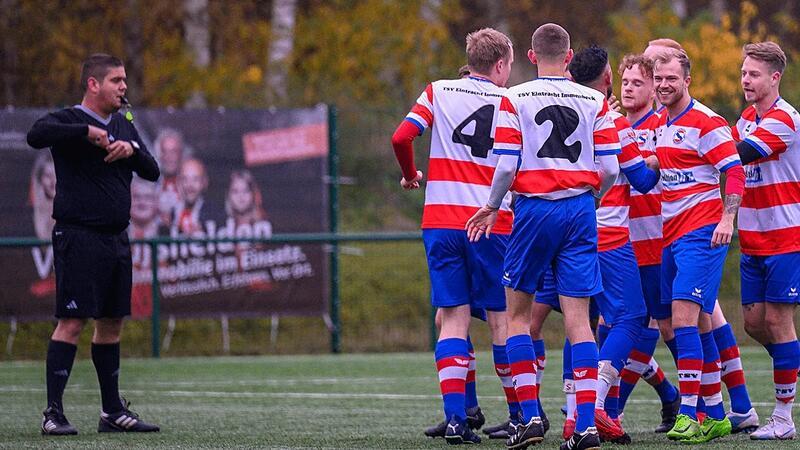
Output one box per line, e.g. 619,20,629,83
27,105,160,233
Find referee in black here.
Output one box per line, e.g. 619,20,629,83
27,54,160,435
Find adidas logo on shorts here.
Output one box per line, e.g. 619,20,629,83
66,300,78,310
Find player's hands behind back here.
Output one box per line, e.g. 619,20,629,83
466,206,499,242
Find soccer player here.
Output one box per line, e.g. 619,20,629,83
615,53,681,432
732,41,800,440
391,27,515,445
26,54,161,435
648,39,758,433
467,23,621,450
652,48,746,443
567,45,662,444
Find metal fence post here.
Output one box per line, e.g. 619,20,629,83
328,105,341,354
150,241,161,358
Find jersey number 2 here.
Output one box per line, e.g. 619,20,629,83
452,104,495,158
535,105,581,163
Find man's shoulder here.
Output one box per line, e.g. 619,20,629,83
688,100,724,123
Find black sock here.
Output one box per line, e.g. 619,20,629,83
46,340,77,411
91,342,122,413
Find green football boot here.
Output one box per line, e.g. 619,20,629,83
683,416,732,444
666,414,700,441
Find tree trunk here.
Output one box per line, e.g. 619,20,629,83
671,0,687,19
124,0,143,104
184,0,210,108
267,0,297,105
711,0,726,25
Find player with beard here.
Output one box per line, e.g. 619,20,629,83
732,41,800,440
614,53,681,432
653,49,745,443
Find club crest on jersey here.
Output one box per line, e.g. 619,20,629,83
672,128,687,144
636,132,648,146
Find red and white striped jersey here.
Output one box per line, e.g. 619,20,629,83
732,98,800,256
655,99,740,245
628,110,663,265
494,77,620,200
597,112,647,251
405,77,514,233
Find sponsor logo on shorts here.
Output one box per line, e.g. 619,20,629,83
692,287,703,298
65,300,78,310
502,272,511,282
790,287,798,297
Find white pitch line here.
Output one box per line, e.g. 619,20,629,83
0,386,780,407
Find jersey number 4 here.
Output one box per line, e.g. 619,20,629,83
452,104,495,158
535,105,582,163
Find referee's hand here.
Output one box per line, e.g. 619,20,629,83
87,125,110,148
104,140,135,163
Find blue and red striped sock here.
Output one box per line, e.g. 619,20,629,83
572,341,598,433
643,358,679,404
532,339,546,416
713,324,752,414
507,334,539,423
771,340,800,419
435,338,469,421
665,337,679,363
618,327,659,412
493,344,521,421
699,332,725,420
605,377,620,419
563,339,576,419
674,326,703,420
465,336,478,410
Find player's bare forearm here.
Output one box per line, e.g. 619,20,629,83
723,193,742,217
711,193,741,247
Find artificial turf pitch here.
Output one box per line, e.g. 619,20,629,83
2,347,800,449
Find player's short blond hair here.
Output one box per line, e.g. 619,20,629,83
743,41,787,74
647,38,684,51
531,23,570,62
465,28,513,74
619,53,654,79
458,65,471,78
655,48,691,78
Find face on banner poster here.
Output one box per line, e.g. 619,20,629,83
0,106,329,321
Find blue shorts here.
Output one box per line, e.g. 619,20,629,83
423,229,508,311
661,224,728,314
640,264,671,320
741,252,800,305
534,268,560,312
593,242,647,326
503,193,602,297
534,268,600,321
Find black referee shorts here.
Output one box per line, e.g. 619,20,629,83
52,224,132,319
